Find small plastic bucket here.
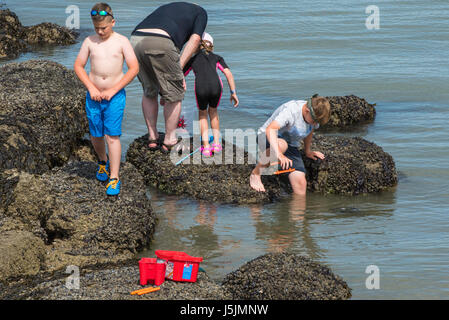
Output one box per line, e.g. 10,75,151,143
155,250,203,283
138,257,166,286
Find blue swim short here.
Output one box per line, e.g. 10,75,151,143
85,88,126,137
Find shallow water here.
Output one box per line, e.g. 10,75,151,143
3,0,449,299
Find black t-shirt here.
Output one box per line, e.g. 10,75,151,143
133,2,208,50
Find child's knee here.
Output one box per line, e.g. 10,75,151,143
208,107,218,115
278,139,288,154
289,171,307,195
105,134,120,144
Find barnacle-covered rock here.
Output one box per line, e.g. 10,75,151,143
0,161,156,281
0,9,22,37
4,267,231,300
0,230,46,282
222,252,351,300
0,60,87,174
21,22,78,46
298,135,397,195
127,133,397,202
1,252,350,300
126,133,282,204
322,95,376,129
0,9,78,60
0,34,27,59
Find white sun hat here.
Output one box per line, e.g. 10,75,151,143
201,32,214,44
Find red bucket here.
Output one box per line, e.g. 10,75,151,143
138,258,166,286
155,250,203,283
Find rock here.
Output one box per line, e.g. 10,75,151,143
0,161,156,278
127,133,397,202
0,60,88,174
0,251,352,300
321,95,376,129
0,9,22,37
0,169,20,213
0,9,78,60
70,138,98,163
298,135,397,195
5,265,231,300
0,230,46,282
126,133,282,204
0,34,27,59
21,23,78,46
222,252,352,300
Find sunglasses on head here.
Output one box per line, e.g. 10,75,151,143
91,10,114,18
307,94,319,123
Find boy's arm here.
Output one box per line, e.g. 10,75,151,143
304,129,325,160
222,68,239,107
265,120,293,170
101,37,139,101
73,38,102,101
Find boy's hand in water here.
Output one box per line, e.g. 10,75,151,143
101,88,117,101
231,93,239,107
89,87,102,102
306,150,325,160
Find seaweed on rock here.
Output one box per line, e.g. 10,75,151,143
127,133,397,202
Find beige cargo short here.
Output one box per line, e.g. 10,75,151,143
130,35,185,102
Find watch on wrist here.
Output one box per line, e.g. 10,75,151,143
230,89,236,95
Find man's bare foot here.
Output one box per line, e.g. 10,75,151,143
250,171,266,192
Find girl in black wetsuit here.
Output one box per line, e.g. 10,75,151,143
183,32,239,157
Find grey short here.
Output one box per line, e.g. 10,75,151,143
257,133,306,173
130,34,185,102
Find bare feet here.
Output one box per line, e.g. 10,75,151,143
250,170,266,192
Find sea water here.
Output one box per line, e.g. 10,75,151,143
2,0,449,299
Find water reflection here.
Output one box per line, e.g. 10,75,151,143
140,183,397,282
249,194,323,260
195,201,218,229
316,122,373,136
305,190,397,220
143,191,222,262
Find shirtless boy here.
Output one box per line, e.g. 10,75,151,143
74,3,139,195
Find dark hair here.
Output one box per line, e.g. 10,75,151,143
91,3,113,22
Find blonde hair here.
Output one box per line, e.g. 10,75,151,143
200,40,213,54
91,3,114,22
311,96,331,125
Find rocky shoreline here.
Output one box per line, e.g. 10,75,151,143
0,9,78,60
0,59,398,300
126,133,397,203
0,253,351,300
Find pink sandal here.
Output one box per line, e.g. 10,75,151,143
211,143,222,153
201,146,213,157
